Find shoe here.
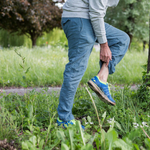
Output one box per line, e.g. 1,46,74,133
88,76,116,105
57,118,85,130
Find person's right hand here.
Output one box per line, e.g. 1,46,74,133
100,42,112,66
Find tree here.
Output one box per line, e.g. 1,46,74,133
105,0,150,45
0,0,63,47
147,13,150,75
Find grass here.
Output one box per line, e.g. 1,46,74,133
0,45,148,87
0,85,150,149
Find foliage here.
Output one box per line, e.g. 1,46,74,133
105,0,150,43
0,0,63,47
0,29,25,47
0,46,147,87
1,86,150,149
0,28,67,48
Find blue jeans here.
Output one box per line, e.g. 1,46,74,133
57,18,130,122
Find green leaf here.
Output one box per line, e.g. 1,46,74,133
19,64,24,69
49,140,60,150
68,129,74,150
81,143,93,150
115,121,123,132
102,111,106,119
113,139,132,150
61,142,69,150
87,116,91,123
57,130,65,141
106,129,118,150
29,136,37,147
101,129,106,145
28,104,33,119
101,111,106,125
145,138,150,148
88,133,97,145
22,141,29,150
25,67,30,74
39,139,44,149
77,120,85,146
133,143,140,150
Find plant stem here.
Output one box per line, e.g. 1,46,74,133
85,86,102,132
141,126,150,139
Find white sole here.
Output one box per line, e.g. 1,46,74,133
88,80,115,106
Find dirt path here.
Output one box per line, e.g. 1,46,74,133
0,87,61,96
0,85,139,96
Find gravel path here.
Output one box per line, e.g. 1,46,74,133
0,85,139,96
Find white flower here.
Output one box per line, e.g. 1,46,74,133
107,118,115,124
133,123,139,128
141,122,149,127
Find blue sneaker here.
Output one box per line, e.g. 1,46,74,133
57,118,85,130
88,76,116,105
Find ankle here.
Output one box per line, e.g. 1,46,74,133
97,75,107,83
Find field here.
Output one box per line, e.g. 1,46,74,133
0,46,148,88
0,43,150,149
0,30,150,149
1,84,150,149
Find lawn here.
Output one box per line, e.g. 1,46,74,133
0,46,148,87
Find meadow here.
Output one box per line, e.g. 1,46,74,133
0,46,148,88
1,83,150,149
0,29,150,149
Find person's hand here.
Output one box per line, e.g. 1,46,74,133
100,42,112,66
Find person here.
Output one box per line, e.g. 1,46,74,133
57,0,130,128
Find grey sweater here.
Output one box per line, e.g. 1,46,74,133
62,0,119,44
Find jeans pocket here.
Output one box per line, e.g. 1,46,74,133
61,18,70,28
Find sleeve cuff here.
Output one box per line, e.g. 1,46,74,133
97,36,107,44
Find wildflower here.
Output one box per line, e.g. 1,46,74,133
107,118,115,124
141,122,149,127
133,123,139,128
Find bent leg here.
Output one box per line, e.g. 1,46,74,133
57,18,96,122
100,23,130,74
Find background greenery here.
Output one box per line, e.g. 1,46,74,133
0,0,150,149
0,44,148,87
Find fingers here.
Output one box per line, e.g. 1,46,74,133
100,44,112,66
100,55,111,66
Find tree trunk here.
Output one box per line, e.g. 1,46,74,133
127,33,132,50
146,13,150,86
30,32,37,48
147,14,150,74
143,41,146,52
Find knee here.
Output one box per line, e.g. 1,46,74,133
121,32,130,46
125,33,130,46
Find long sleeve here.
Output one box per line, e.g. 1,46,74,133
89,0,108,44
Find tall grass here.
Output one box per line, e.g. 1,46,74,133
0,45,147,87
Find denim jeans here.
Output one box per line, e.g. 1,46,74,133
57,18,130,122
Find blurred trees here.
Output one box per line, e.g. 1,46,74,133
0,0,63,47
105,0,150,48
